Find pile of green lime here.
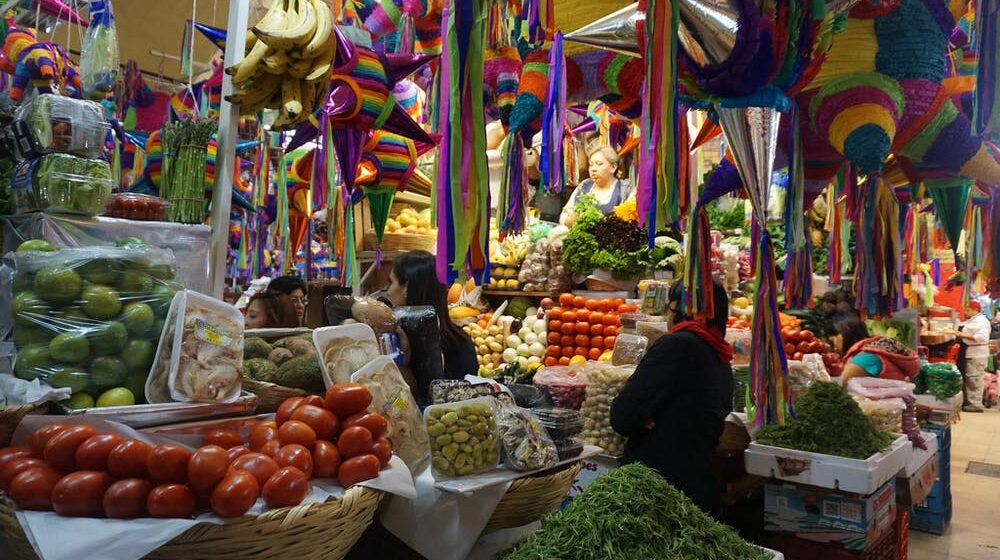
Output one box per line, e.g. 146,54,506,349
10,239,182,408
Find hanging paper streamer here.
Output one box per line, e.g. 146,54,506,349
927,176,973,254
716,103,791,427
681,204,714,320
539,32,567,194
782,107,812,309
988,186,1000,297
973,0,1000,138
854,176,903,318
497,133,526,235
435,0,490,284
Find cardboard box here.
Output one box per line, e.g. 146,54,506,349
896,454,939,507
764,480,897,550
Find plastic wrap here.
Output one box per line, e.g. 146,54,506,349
518,239,551,291
395,305,446,384
103,193,168,221
726,328,752,366
554,437,584,460
787,354,831,402
635,321,669,346
1,213,212,294
431,379,477,404
507,383,554,408
611,333,648,365
532,407,583,441
352,356,430,471
325,295,406,365
495,394,559,471
12,94,109,159
146,290,244,404
11,154,113,216
847,377,916,400
854,397,905,432
581,362,633,456
639,281,671,315
547,230,573,293
313,323,381,385
532,365,588,410
3,245,181,406
425,397,501,478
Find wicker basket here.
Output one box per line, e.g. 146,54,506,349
0,485,383,560
241,377,322,413
483,460,582,533
0,402,48,447
364,231,436,253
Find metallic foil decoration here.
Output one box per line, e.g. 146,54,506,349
678,0,740,67
714,105,782,223
564,4,643,57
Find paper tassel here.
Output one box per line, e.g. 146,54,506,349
854,176,903,318
682,204,715,320
973,0,1000,137
988,187,1000,297
497,132,527,237
782,107,812,309
435,0,490,284
276,146,290,274
540,32,568,194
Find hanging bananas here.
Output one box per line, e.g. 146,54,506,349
225,0,334,127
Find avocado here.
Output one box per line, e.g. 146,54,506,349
243,358,279,383
243,336,274,360
273,354,324,392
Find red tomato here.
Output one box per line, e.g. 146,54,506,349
0,445,33,473
558,357,571,366
574,347,589,357
602,314,619,326
792,352,804,361
548,308,563,322
560,322,575,335
300,395,326,409
572,296,586,309
576,310,591,324
274,444,313,478
1,458,49,492
311,441,341,478
210,471,260,518
259,440,282,458
559,335,574,348
561,346,576,358
227,446,252,463
337,427,374,459
562,311,577,323
370,438,392,468
203,429,244,450
338,455,381,487
277,420,317,449
231,452,280,487
30,423,70,457
249,423,278,451
324,384,373,418
148,445,193,484
801,330,813,340
342,412,388,440
548,320,563,333
604,336,617,349
263,467,310,508
547,345,561,358
588,348,603,361
585,299,600,311
74,434,123,472
547,332,561,345
784,343,796,355
103,479,153,519
574,322,590,335
558,293,574,307
43,425,98,472
574,334,590,347
590,323,605,336
591,335,604,349
603,325,619,337
187,445,231,491
147,484,196,519
544,357,558,367
8,466,62,510
51,471,112,517
108,440,153,479
589,312,605,326
290,405,340,441
275,397,306,426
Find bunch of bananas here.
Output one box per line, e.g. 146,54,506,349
226,0,334,127
492,235,529,266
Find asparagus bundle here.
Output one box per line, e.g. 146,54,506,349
160,119,217,224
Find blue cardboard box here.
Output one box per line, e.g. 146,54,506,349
764,479,897,550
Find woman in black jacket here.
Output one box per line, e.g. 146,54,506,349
610,281,733,518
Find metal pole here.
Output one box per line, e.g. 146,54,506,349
209,0,250,299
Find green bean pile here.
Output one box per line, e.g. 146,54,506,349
756,382,894,460
502,464,768,560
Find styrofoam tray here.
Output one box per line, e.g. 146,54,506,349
763,547,784,560
745,435,911,495
902,431,938,477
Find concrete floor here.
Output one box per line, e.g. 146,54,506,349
910,409,1000,560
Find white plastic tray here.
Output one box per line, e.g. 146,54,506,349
902,431,938,477
744,435,911,495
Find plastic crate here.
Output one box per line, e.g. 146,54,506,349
769,522,897,560
913,480,951,516
910,503,952,535
920,423,951,451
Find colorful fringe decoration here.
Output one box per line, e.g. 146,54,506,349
988,186,1000,297
637,0,682,239
359,130,425,263
681,204,714,321
751,219,794,425
434,0,490,284
973,0,999,138
782,107,813,309
539,32,567,194
854,176,903,318
483,45,521,125
497,132,527,235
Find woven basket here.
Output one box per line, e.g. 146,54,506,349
0,486,382,560
241,377,322,413
0,403,47,448
483,460,582,533
364,231,436,253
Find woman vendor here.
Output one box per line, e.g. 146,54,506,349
610,281,734,517
827,313,920,381
244,291,300,329
559,145,635,226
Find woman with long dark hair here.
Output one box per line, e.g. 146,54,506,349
827,312,920,381
387,251,478,381
244,291,300,329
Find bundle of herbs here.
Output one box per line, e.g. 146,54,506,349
756,381,895,460
502,463,768,560
159,118,217,224
561,195,650,280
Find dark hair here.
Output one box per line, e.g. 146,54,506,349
268,275,306,296
392,251,471,350
668,280,729,334
828,312,870,353
247,291,300,329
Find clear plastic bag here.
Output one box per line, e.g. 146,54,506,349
495,394,559,471
847,377,916,400
352,356,430,471
11,154,113,216
726,328,752,366
324,295,399,335
147,290,244,404
313,323,381,386
636,321,669,346
581,361,633,456
547,230,573,293
611,334,648,366
518,239,551,291
425,396,501,478
533,365,588,410
854,397,905,432
103,193,168,221
395,305,445,387
431,379,477,404
12,94,109,159
5,245,182,405
533,407,584,440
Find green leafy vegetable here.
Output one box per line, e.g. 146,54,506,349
756,382,894,460
30,153,112,215
561,195,650,279
706,199,748,234
915,362,963,400
502,463,768,560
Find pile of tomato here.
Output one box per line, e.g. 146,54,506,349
0,383,391,519
544,294,636,367
103,193,168,222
